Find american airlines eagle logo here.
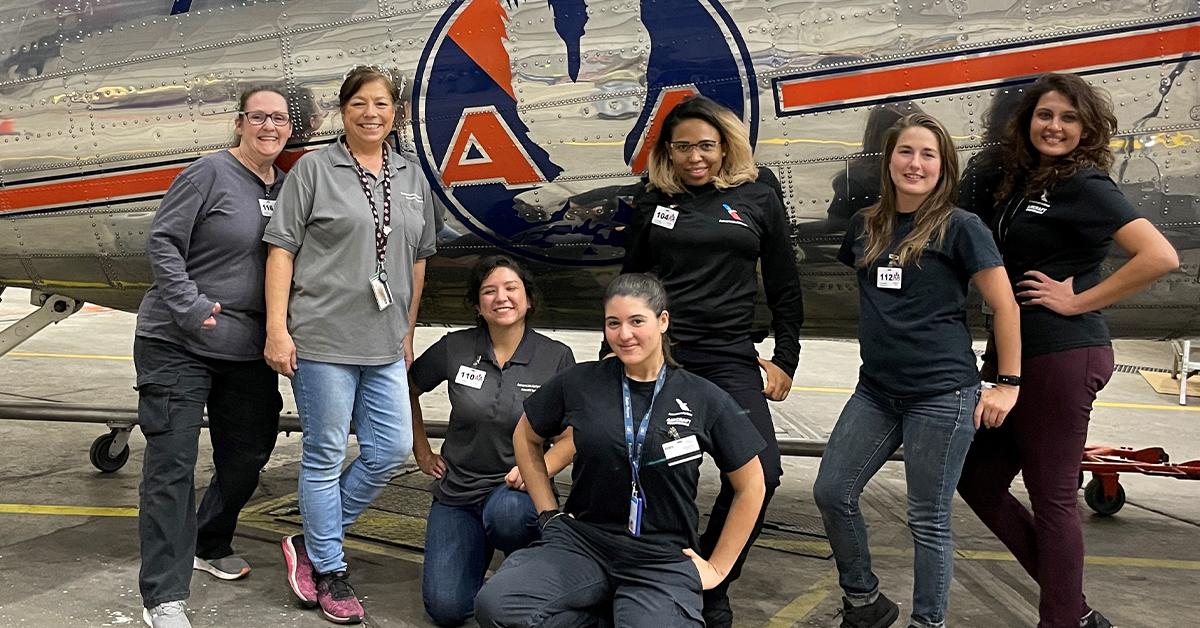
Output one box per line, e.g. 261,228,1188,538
413,0,757,266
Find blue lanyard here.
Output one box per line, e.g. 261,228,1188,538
621,366,667,494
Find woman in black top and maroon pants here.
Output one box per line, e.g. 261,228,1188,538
620,95,804,628
957,73,1178,628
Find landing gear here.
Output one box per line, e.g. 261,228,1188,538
89,429,132,473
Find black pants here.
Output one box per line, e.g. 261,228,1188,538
474,519,703,628
134,336,282,608
676,344,781,628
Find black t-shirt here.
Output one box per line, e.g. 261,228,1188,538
838,208,1003,397
989,168,1141,357
621,167,805,377
410,326,575,505
523,359,764,561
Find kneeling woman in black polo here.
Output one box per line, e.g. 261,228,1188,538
474,273,767,627
408,255,575,627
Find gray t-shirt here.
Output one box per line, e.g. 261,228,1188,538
136,150,284,360
264,140,437,365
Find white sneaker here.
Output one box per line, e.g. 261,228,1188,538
142,600,191,628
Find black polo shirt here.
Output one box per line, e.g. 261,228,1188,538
838,208,1003,398
524,359,764,561
410,326,575,506
991,168,1140,357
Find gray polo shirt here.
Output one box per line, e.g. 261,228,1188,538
136,150,284,360
410,326,575,505
264,140,437,365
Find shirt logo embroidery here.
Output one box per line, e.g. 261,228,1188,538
718,203,753,229
667,398,693,426
1024,191,1050,214
517,383,540,394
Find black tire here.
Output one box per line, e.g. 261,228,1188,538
89,431,129,473
1083,477,1125,516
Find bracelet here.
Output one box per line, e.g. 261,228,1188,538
537,508,565,530
996,374,1021,387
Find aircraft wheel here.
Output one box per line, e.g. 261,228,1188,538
90,431,130,473
1083,477,1125,516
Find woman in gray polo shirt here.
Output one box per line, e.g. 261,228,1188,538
408,255,575,627
263,66,437,625
134,85,291,628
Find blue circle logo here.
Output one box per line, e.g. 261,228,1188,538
414,0,758,265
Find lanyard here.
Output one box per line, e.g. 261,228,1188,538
621,365,667,495
345,139,393,276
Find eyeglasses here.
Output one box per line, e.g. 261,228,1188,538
240,111,291,126
668,140,721,155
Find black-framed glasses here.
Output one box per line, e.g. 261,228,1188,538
668,140,721,154
240,111,291,126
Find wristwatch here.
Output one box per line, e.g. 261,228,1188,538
996,374,1021,387
537,508,565,530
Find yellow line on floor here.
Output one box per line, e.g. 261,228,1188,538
0,503,137,517
8,350,132,361
789,386,1200,412
765,570,839,627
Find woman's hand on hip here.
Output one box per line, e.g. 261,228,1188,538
1016,271,1081,316
682,548,726,590
974,385,1019,429
201,302,221,330
264,330,298,377
415,450,447,479
757,358,793,401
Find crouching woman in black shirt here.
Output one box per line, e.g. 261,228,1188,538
474,273,766,627
813,113,1021,628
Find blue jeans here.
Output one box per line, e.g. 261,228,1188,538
422,485,540,626
292,358,413,574
813,383,979,628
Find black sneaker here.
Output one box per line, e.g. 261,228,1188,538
1081,610,1114,628
839,593,900,628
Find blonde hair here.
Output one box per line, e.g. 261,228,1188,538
859,113,960,269
646,96,758,195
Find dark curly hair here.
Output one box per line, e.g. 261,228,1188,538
995,73,1117,203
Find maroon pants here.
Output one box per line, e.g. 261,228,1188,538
957,345,1114,628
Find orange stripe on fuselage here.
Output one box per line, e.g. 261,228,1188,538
0,166,187,214
779,23,1199,111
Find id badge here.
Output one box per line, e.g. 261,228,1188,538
258,199,276,217
651,205,679,230
876,266,902,290
369,271,394,311
455,365,486,389
662,434,702,467
627,489,644,537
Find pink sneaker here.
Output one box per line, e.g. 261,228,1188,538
315,570,364,624
281,535,318,608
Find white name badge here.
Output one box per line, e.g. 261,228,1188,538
651,205,679,230
455,365,486,389
662,434,702,466
259,199,276,217
876,266,902,290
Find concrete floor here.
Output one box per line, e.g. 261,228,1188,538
0,288,1197,627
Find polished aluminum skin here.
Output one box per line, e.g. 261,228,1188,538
0,0,1196,338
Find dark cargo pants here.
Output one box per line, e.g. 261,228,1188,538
134,335,281,608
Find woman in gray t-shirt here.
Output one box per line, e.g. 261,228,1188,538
264,65,437,624
134,86,291,628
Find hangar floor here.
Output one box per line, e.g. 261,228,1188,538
0,289,1196,627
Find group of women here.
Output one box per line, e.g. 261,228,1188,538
132,64,1176,628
